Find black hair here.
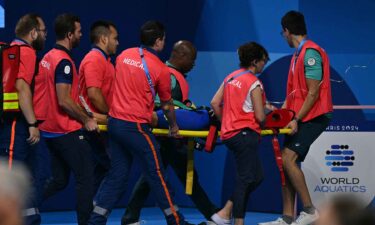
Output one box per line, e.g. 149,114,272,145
140,20,165,46
281,10,307,35
238,42,269,68
90,20,117,44
54,13,80,41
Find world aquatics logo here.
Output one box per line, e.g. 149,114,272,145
325,144,355,172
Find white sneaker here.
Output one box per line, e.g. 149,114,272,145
126,221,146,225
258,217,289,225
211,213,232,225
126,222,140,225
205,221,218,225
291,211,319,225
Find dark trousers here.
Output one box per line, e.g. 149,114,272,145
43,130,95,225
83,131,111,192
0,116,45,225
122,138,218,224
223,128,264,218
88,118,185,225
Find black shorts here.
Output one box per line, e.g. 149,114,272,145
284,114,331,162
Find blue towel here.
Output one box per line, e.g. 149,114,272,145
156,109,210,130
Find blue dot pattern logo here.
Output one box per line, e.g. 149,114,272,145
325,145,355,172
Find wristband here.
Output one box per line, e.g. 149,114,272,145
28,121,38,128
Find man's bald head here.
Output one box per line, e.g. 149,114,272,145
171,40,196,58
169,40,197,74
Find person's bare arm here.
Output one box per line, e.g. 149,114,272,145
286,78,321,134
251,86,266,127
15,79,39,144
160,98,179,137
56,83,98,132
87,87,109,114
295,78,321,120
210,83,224,121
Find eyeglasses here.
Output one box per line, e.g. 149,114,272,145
36,28,47,35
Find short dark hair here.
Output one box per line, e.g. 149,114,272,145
281,10,307,35
54,13,80,41
90,20,117,44
238,42,269,68
140,21,165,46
15,13,41,38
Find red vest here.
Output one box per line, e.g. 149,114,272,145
286,40,333,122
38,48,82,133
33,61,47,120
168,67,189,101
221,69,266,140
109,47,171,123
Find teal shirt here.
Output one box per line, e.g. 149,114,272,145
304,48,322,80
171,75,177,90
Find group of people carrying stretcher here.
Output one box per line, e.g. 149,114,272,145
0,9,332,225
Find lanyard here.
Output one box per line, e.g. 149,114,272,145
225,69,253,85
292,39,307,73
223,69,254,106
139,47,156,99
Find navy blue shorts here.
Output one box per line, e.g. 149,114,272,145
284,114,331,161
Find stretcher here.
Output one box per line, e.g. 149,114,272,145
98,125,291,137
98,109,293,195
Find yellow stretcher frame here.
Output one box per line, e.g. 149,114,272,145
98,125,291,194
98,125,290,136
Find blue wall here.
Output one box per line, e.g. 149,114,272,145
0,0,4,28
1,0,374,214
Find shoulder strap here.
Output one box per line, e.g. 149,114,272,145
139,47,156,99
225,70,251,86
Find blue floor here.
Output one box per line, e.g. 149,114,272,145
41,207,280,225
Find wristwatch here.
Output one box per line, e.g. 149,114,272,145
28,121,39,128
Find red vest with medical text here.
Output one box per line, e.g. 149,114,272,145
110,47,171,123
38,49,82,133
221,69,266,140
168,67,189,101
286,40,333,122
